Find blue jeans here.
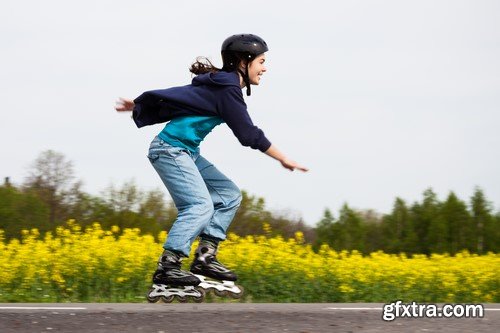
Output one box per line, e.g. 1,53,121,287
147,136,242,257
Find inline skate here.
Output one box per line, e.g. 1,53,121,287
147,249,205,303
190,239,244,299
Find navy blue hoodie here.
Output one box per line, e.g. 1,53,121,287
133,71,271,152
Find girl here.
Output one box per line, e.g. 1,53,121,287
116,34,308,302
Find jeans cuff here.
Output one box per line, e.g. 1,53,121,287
199,234,222,245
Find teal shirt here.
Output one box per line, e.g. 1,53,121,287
158,116,224,153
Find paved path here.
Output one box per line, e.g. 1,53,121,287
0,303,498,332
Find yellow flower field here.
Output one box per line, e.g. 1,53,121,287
0,221,498,302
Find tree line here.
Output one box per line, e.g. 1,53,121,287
1,150,498,255
315,188,499,255
0,150,313,242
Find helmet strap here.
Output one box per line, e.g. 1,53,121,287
245,62,251,96
237,63,251,96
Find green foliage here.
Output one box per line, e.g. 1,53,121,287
1,150,499,255
381,198,418,254
228,191,314,242
314,187,499,255
440,192,473,254
337,204,366,252
312,209,335,251
0,150,313,242
471,187,498,253
0,185,50,239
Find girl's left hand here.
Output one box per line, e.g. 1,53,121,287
115,97,135,112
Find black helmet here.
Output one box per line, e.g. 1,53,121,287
221,34,268,96
221,34,268,58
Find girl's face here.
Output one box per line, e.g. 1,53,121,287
246,53,267,85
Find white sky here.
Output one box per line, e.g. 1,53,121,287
1,0,499,225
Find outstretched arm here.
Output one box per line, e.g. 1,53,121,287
264,144,309,172
115,97,135,112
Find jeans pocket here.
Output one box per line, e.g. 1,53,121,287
164,146,189,159
147,153,160,164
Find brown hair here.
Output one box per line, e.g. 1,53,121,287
189,57,221,75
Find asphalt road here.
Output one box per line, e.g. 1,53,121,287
0,303,498,333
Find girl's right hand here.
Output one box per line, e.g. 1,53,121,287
115,97,135,112
281,158,309,172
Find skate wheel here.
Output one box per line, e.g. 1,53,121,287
147,295,161,303
147,288,161,303
214,289,228,297
177,296,188,303
161,295,175,303
193,287,205,303
230,285,244,299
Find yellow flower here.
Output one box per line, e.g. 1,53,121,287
1,222,498,303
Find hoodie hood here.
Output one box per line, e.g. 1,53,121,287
192,71,241,88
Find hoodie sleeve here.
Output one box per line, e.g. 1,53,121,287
217,86,272,152
132,90,166,128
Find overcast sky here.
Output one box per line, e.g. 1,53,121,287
1,0,499,226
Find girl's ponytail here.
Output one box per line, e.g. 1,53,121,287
189,57,221,75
